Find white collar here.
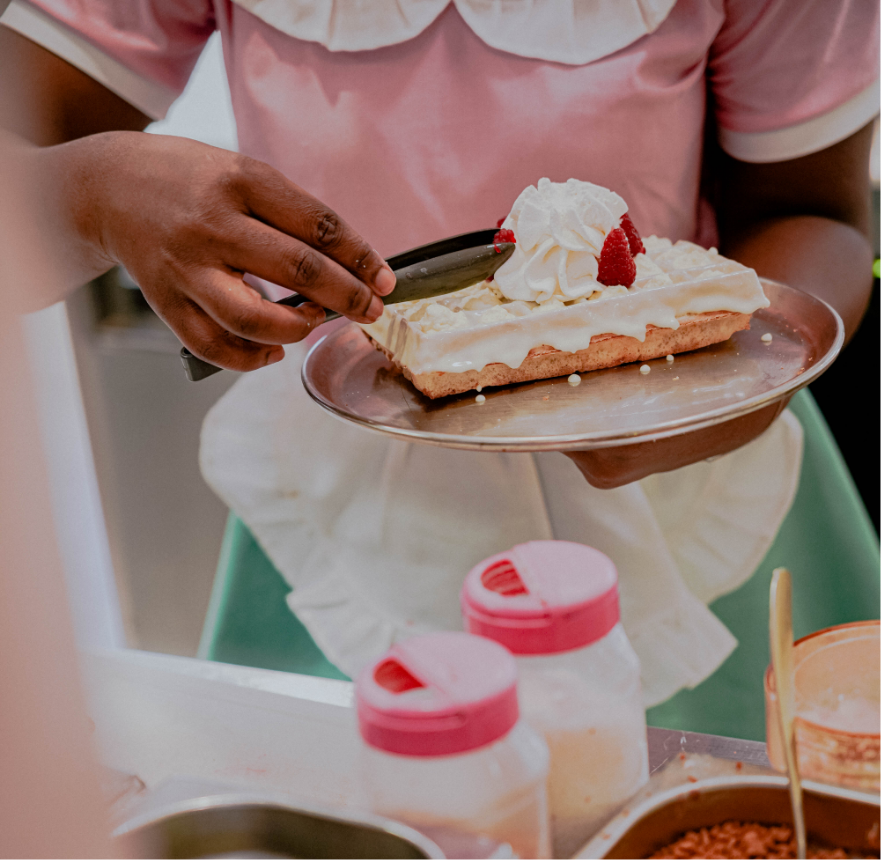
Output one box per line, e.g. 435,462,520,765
231,0,677,65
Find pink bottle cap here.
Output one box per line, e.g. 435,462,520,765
355,632,519,757
461,540,619,655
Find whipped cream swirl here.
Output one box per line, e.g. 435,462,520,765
494,178,629,303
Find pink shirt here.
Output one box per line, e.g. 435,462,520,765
7,0,879,261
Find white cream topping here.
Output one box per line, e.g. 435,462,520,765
653,242,724,271
390,254,668,336
494,177,629,303
642,235,672,255
364,237,769,376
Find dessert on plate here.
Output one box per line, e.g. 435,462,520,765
361,178,770,399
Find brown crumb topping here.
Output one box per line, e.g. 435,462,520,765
649,820,878,859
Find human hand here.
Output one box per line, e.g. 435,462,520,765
564,399,788,488
45,132,395,370
569,125,873,489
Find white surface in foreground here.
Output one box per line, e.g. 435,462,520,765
24,307,123,651
82,649,361,809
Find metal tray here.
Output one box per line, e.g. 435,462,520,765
113,792,444,859
577,775,880,859
301,280,842,452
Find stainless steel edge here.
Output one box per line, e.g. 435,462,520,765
112,790,446,859
646,727,770,774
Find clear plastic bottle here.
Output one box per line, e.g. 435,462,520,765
356,631,551,859
461,541,648,858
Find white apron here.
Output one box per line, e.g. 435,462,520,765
201,344,801,706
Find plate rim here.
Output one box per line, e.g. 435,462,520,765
301,279,844,451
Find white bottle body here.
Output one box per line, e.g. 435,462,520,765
361,719,551,859
516,623,649,857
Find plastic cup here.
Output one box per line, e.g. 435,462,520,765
765,620,880,791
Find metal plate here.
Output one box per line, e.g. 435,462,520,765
113,793,444,859
302,280,843,452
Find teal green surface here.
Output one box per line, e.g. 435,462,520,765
198,512,348,680
200,390,879,737
646,391,879,740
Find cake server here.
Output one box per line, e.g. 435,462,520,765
180,229,515,381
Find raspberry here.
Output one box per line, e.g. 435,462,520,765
489,226,516,277
597,227,636,287
493,227,516,254
620,212,645,256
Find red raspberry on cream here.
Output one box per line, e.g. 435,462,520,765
620,212,645,256
597,227,637,287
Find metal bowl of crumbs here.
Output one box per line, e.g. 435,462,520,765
576,775,879,859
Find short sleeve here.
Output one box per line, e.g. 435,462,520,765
709,0,879,163
1,0,215,119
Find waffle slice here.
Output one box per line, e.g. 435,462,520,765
360,238,769,399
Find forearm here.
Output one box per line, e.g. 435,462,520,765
1,26,153,307
715,123,875,346
722,215,873,344
0,130,118,310
0,25,150,146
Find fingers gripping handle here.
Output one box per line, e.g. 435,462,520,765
179,230,512,381
179,293,338,381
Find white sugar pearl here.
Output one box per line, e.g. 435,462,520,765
666,354,675,362
639,364,651,374
568,374,581,386
475,394,486,404
476,385,483,392
761,333,773,343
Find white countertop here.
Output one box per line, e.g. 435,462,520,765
83,647,770,817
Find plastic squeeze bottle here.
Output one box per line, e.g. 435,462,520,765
461,540,649,858
355,631,551,859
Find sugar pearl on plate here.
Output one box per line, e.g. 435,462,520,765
761,333,773,343
639,364,651,374
475,394,486,404
666,354,674,362
568,374,581,386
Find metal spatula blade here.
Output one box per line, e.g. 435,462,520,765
180,229,514,381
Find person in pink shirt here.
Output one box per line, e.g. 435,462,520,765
0,6,874,477
1,0,876,486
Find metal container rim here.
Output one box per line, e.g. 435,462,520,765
579,773,880,859
111,790,446,859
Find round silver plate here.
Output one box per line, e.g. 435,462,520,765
302,280,843,452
